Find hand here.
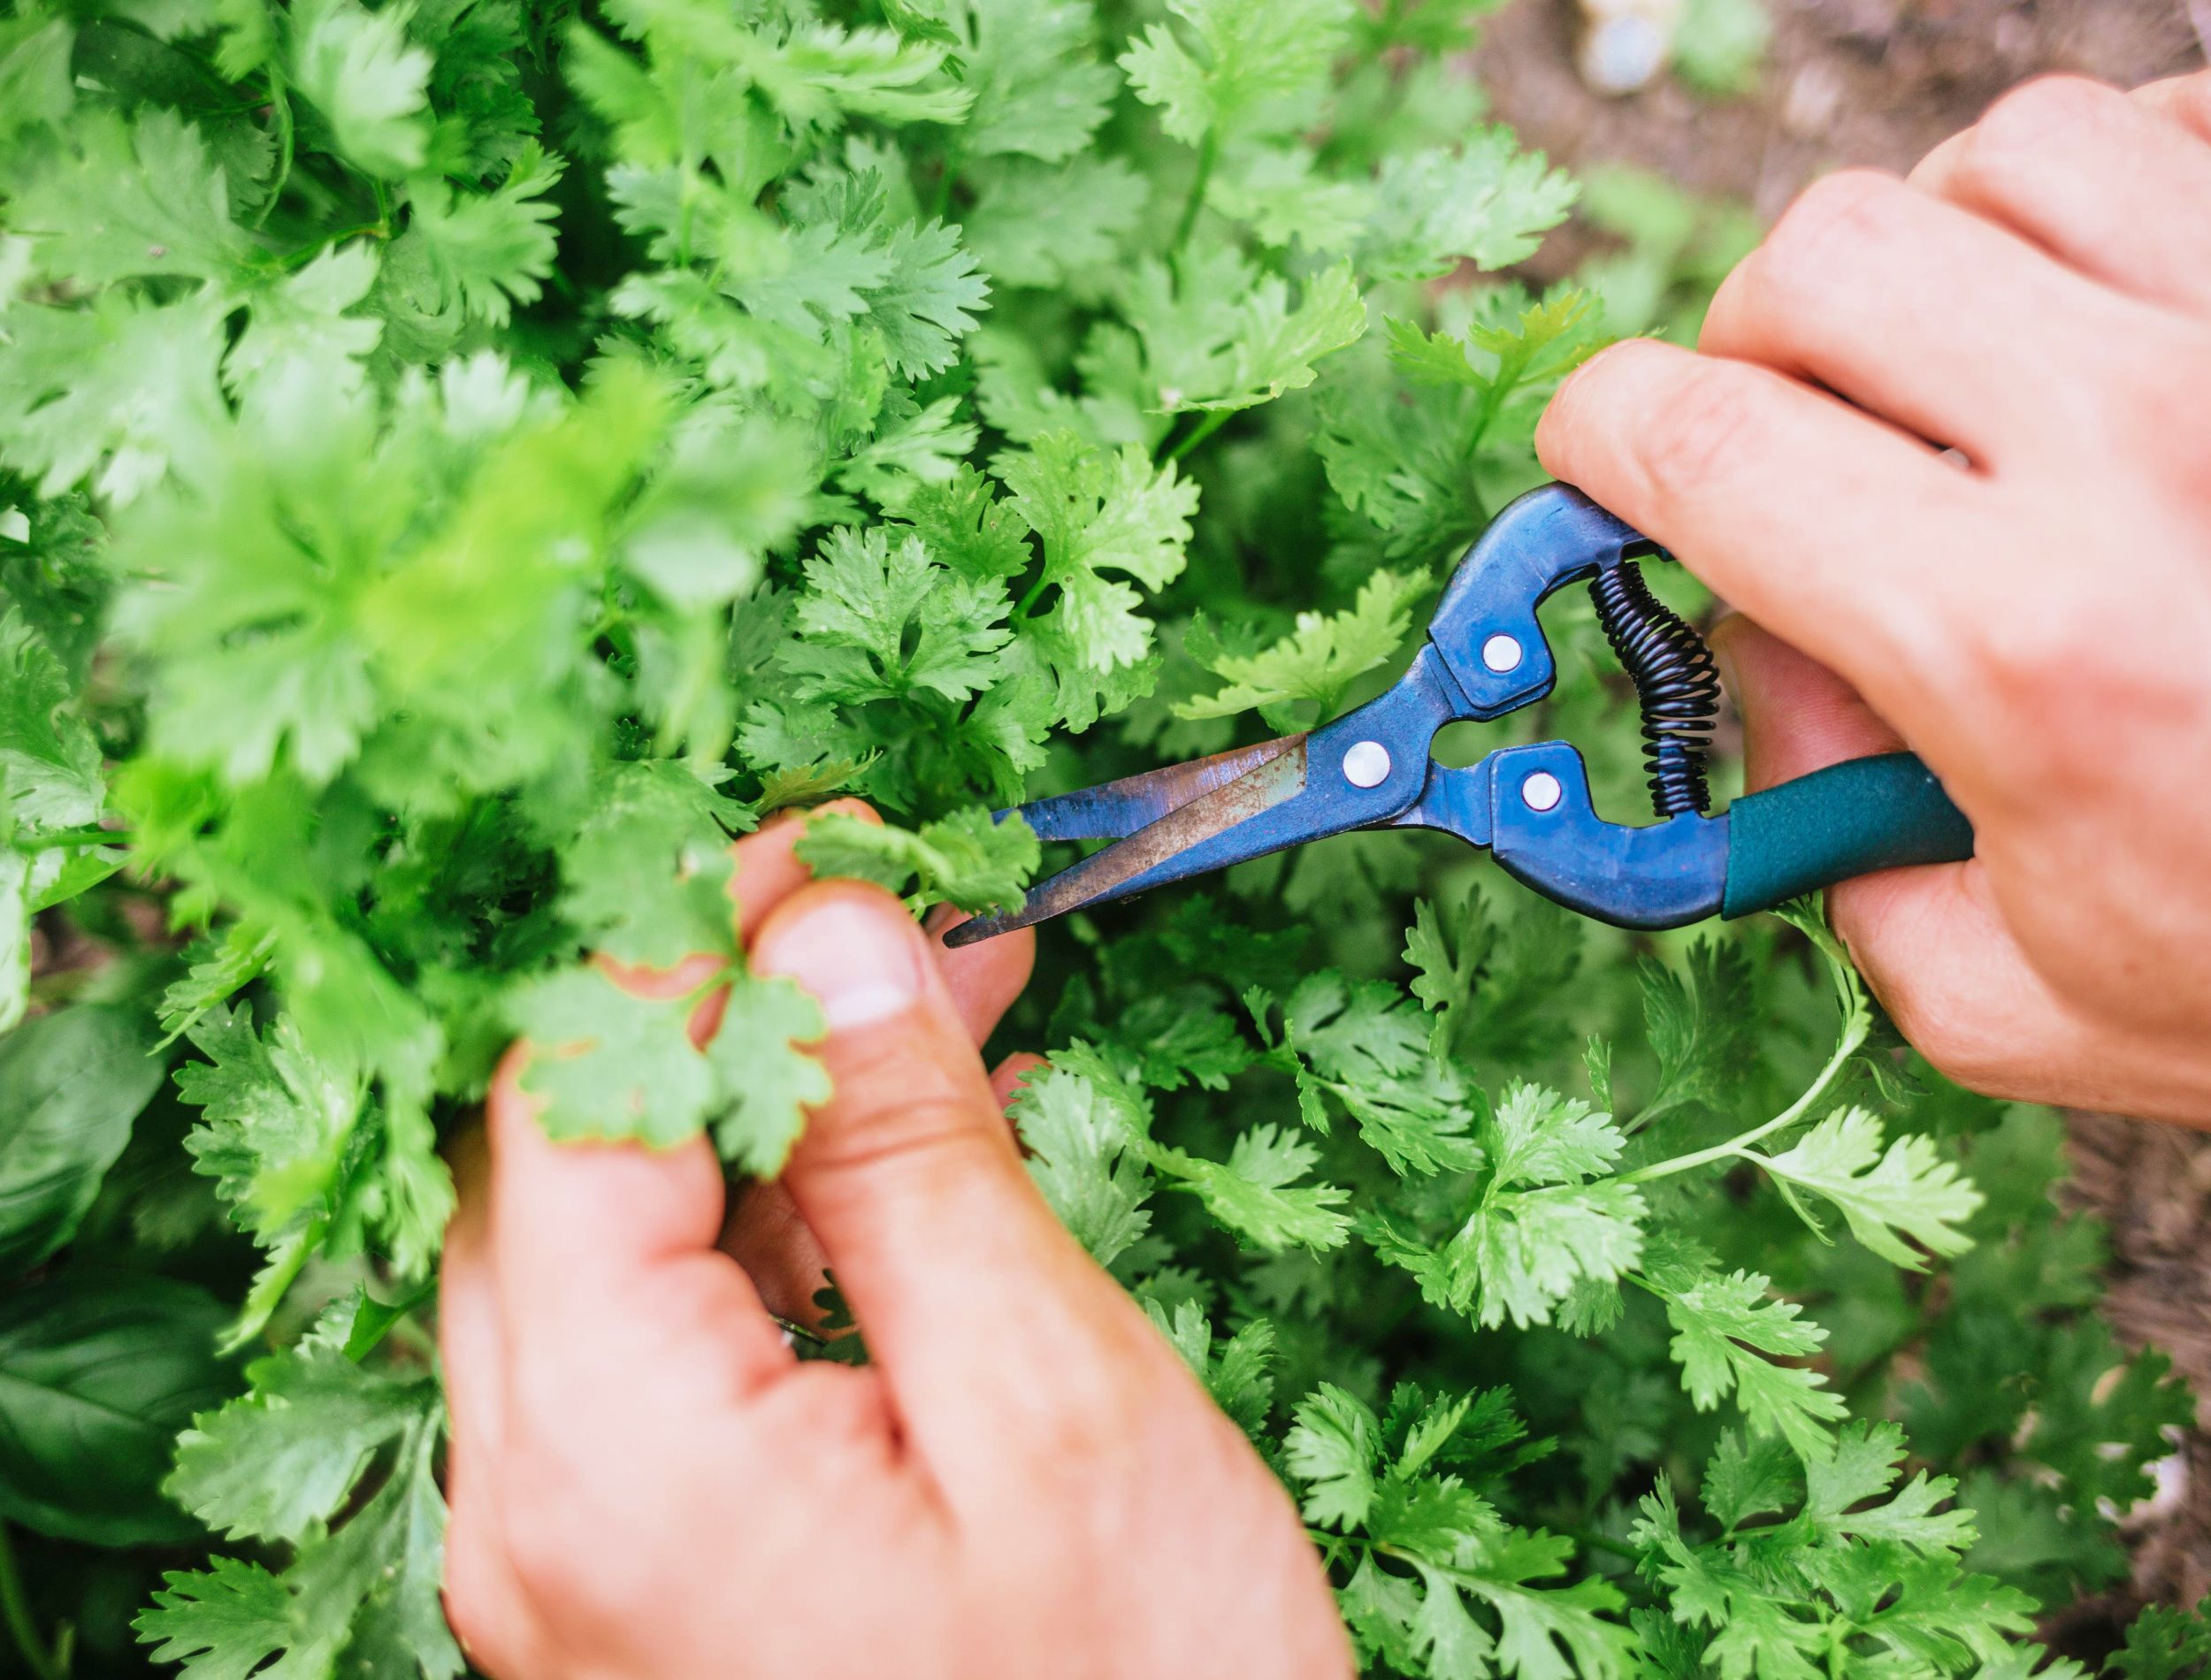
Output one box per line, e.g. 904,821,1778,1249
1538,70,2211,1125
437,804,1350,1680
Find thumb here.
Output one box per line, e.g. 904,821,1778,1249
750,882,1184,1500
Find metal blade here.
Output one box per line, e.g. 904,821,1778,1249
1010,734,1305,841
947,739,1312,944
955,650,1486,946
945,647,1474,946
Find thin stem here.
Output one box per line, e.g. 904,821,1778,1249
1014,570,1052,619
0,1523,65,1680
1559,1526,1641,1564
927,147,960,221
1171,129,1218,251
1622,1007,1866,1186
1167,408,1231,462
254,75,295,230
25,827,130,851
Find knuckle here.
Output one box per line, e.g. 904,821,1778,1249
2123,327,2211,464
1756,170,1902,301
2134,68,2211,135
1636,361,1763,501
799,1089,1002,1180
1972,73,2117,160
1948,608,2091,764
1539,338,1641,469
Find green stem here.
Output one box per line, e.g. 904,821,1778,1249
927,147,960,221
0,1523,65,1680
1171,129,1218,251
25,827,130,851
254,74,295,230
1622,1008,1867,1186
1560,1526,1641,1564
1014,569,1054,619
1167,408,1231,462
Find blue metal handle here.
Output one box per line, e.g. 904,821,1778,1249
1395,745,1729,930
1425,485,1657,718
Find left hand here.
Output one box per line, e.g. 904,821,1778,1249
436,805,1350,1680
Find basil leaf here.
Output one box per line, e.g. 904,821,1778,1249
0,1004,165,1276
0,1271,238,1545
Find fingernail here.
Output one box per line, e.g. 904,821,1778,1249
754,897,927,1030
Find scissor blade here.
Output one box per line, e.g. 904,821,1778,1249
946,739,1312,943
946,644,1471,947
1011,734,1306,841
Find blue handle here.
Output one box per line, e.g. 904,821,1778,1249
1425,485,1656,720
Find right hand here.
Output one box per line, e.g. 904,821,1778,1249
1538,70,2211,1126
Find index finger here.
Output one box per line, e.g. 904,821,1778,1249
1535,338,1993,742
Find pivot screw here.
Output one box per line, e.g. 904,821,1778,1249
1343,740,1392,789
1520,771,1563,813
1480,633,1523,673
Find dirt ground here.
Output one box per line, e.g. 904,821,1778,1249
1471,0,2211,1627
1474,0,2207,220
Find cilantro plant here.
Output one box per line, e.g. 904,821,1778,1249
0,1,2199,1676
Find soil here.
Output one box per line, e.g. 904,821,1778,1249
1469,0,2211,1630
1474,0,2207,225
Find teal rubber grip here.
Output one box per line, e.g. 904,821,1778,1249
1721,752,1973,919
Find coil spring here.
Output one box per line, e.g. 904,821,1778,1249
1587,561,1720,819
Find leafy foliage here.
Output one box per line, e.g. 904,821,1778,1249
0,3,2193,1678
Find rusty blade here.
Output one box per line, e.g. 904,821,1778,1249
1011,733,1307,841
945,739,1311,944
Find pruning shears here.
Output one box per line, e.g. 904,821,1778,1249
945,485,1973,949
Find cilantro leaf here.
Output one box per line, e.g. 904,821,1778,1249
167,1340,425,1544
1365,1084,1645,1330
289,0,433,178
997,429,1198,676
1754,1106,1983,1270
1149,1124,1353,1254
1010,1047,1155,1269
1359,133,1578,279
702,973,830,1176
2108,1600,2211,1680
1126,255,1369,414
7,109,255,287
963,157,1149,291
145,1313,462,1680
1633,938,1755,1128
1645,1258,1846,1461
795,807,1037,913
1121,0,1355,146
510,968,717,1144
1144,1297,1276,1437
952,0,1120,163
404,141,565,327
1293,1381,1637,1680
781,525,1013,704
1266,972,1482,1176
1176,568,1425,727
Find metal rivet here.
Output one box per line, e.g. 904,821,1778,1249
1521,771,1563,813
1480,633,1523,673
1343,740,1392,789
